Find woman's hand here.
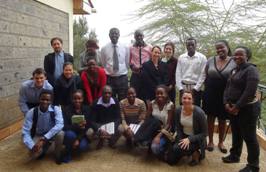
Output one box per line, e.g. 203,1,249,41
152,135,161,145
178,138,190,150
73,139,80,149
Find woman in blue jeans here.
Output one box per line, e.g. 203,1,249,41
62,90,94,163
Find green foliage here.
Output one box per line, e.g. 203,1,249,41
73,16,98,69
133,0,266,127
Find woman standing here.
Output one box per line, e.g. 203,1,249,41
80,58,107,105
141,46,169,104
202,40,235,153
54,62,82,107
161,42,178,104
222,46,260,172
167,91,207,166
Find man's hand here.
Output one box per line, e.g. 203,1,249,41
32,138,45,153
79,120,86,129
99,129,111,139
125,127,134,138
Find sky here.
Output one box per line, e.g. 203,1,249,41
84,0,144,48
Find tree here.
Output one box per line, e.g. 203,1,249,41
133,0,266,82
73,16,98,69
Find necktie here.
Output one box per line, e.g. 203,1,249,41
113,45,119,72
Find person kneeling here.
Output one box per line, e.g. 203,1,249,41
62,90,94,163
22,90,64,164
166,91,207,166
118,87,146,147
91,85,121,149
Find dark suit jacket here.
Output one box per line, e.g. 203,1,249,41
44,52,73,86
140,60,169,101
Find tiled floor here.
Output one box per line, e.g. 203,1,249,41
0,132,265,172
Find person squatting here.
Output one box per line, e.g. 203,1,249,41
19,30,261,172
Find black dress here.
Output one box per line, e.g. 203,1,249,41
140,60,169,101
202,57,235,120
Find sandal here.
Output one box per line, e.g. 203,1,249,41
218,145,227,154
206,145,214,152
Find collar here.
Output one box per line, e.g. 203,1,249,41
123,98,139,106
55,51,64,56
38,105,54,114
97,97,116,107
30,80,46,89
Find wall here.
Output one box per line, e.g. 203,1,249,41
0,0,70,129
36,0,73,54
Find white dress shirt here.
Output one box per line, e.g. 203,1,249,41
175,51,207,91
100,42,129,76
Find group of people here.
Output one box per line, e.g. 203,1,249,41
18,27,260,172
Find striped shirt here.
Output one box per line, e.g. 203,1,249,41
120,98,146,124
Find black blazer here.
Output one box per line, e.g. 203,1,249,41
44,52,74,86
140,60,169,101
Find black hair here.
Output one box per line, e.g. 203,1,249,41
39,89,53,99
127,87,136,93
32,68,46,77
164,42,175,54
186,37,197,44
50,37,63,45
103,85,113,93
215,40,232,56
63,62,73,69
235,46,252,61
109,28,120,34
152,45,162,52
155,84,170,102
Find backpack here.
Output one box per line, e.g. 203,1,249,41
30,106,55,138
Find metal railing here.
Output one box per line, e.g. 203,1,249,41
257,84,266,133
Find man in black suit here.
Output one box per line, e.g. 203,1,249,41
44,37,73,86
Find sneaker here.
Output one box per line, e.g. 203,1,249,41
239,165,259,172
222,154,240,163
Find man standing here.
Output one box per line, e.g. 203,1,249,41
18,68,53,116
129,30,152,98
175,37,207,106
100,28,129,101
22,89,64,164
44,37,73,86
78,39,100,72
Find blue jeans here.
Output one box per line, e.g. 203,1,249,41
151,137,167,155
64,130,89,156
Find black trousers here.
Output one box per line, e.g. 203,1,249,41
130,73,142,99
107,75,128,101
229,101,260,168
166,136,200,165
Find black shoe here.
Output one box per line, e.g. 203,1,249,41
239,165,259,172
222,154,240,163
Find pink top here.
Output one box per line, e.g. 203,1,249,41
129,45,152,72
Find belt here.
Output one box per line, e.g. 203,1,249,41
107,75,127,78
181,81,196,85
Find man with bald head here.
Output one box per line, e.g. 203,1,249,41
129,30,152,99
100,28,129,101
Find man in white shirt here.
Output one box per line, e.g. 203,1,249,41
175,37,207,106
101,28,129,100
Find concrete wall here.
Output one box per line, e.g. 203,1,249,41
0,0,70,129
36,0,73,54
